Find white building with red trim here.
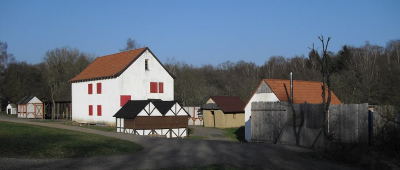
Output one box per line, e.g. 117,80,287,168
70,47,174,125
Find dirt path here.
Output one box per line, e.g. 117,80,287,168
0,116,356,170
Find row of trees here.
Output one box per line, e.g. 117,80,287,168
166,39,400,108
0,43,94,111
1,38,399,111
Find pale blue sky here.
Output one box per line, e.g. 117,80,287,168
1,0,399,66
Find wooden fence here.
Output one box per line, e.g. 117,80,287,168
251,102,369,149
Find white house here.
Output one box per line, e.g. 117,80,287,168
16,96,44,119
244,79,342,142
6,103,17,115
70,47,175,125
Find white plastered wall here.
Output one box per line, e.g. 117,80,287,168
118,50,174,101
72,78,119,125
244,81,279,142
72,49,174,125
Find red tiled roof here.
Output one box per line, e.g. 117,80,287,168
70,47,174,82
210,96,245,113
263,79,342,104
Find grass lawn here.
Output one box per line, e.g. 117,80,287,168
0,121,142,159
185,136,208,140
0,112,17,118
220,126,246,142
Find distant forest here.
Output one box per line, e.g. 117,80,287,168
1,38,399,110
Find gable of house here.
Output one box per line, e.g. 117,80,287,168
69,47,175,82
113,100,189,119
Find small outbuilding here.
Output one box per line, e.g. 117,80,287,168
201,96,245,128
17,96,44,119
244,79,342,142
114,100,190,138
6,103,17,114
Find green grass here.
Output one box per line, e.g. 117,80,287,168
0,112,17,117
188,127,194,134
185,136,208,140
0,121,142,159
220,126,246,142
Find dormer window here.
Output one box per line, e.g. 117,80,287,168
145,59,149,70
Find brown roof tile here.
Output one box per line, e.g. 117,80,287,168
263,79,342,104
70,47,175,82
210,96,245,113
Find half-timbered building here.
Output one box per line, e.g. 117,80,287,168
114,100,190,138
16,96,44,119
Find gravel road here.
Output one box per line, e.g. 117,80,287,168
0,116,357,170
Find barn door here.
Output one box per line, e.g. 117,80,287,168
251,102,287,143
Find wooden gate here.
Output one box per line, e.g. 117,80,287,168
251,102,287,143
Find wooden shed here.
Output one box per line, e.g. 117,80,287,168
201,96,245,128
114,100,190,138
16,96,44,119
6,103,17,115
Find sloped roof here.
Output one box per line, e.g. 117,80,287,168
113,100,189,119
152,101,176,114
207,96,245,113
113,100,150,118
16,96,34,105
70,47,175,82
263,79,342,104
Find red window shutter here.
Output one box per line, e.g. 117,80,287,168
159,82,164,93
120,95,131,107
89,105,93,116
97,83,102,94
97,105,102,116
150,82,158,93
88,84,92,94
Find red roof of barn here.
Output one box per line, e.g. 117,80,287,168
260,79,342,105
210,96,245,113
70,47,175,82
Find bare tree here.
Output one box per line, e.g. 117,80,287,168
0,42,15,111
43,47,93,120
120,38,142,52
309,35,333,148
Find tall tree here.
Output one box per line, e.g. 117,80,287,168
120,38,142,52
0,42,15,111
43,47,94,120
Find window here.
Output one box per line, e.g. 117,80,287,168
159,82,164,93
88,84,93,94
145,59,149,70
97,83,102,94
233,113,236,119
150,82,158,93
97,105,102,116
89,105,93,116
120,95,131,107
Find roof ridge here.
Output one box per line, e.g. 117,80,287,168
98,47,148,59
263,79,323,84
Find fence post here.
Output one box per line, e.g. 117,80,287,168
368,110,373,145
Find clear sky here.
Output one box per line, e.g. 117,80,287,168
1,0,399,66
